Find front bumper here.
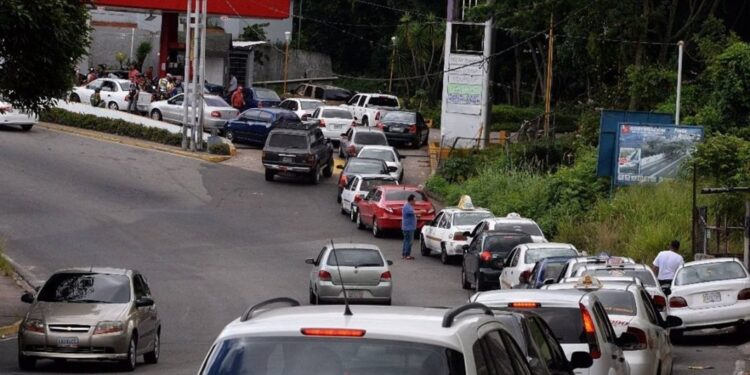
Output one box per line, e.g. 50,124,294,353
19,330,129,361
671,301,750,330
263,163,313,174
316,282,392,303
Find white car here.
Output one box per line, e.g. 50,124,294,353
0,101,36,131
310,105,356,143
343,93,400,127
278,98,323,119
356,145,404,182
547,277,681,375
471,288,632,375
148,94,238,130
70,78,135,111
340,174,398,220
420,206,494,264
467,213,547,243
667,258,750,337
500,243,579,289
557,256,637,283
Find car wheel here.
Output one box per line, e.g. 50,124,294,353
144,329,160,364
461,268,471,290
350,206,357,222
420,235,430,256
108,101,119,111
372,219,382,238
440,246,449,265
18,351,36,371
398,172,404,183
411,136,421,149
20,125,33,132
121,335,137,371
340,205,347,215
422,129,429,146
356,212,365,230
150,109,162,121
669,329,683,343
225,130,235,142
382,299,392,306
310,168,320,185
336,187,342,203
362,117,369,127
309,287,318,305
264,169,275,182
69,93,80,102
475,273,485,292
323,158,333,178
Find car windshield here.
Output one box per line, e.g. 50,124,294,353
359,148,395,162
382,111,415,123
326,248,384,267
509,307,585,344
254,88,280,100
360,178,396,191
593,290,637,316
353,132,388,145
301,101,322,110
484,234,532,257
321,109,352,119
585,269,658,286
492,223,544,237
37,273,131,303
674,261,748,286
453,212,494,226
202,337,465,375
346,159,386,174
204,97,230,107
368,96,399,107
525,248,578,264
268,134,307,149
385,190,426,201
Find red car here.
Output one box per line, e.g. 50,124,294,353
354,185,436,237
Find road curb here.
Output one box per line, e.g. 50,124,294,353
0,320,21,338
38,122,232,163
0,253,37,338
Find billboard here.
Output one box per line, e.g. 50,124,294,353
615,123,703,185
91,0,290,18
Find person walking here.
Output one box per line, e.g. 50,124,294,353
231,85,245,110
401,194,417,260
127,81,139,113
653,240,684,287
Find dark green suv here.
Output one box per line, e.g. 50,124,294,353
262,122,334,184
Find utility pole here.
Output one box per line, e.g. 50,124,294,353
388,36,397,93
283,31,291,94
297,0,303,49
676,40,684,125
189,0,201,151
543,14,554,138
196,0,207,148
181,0,193,150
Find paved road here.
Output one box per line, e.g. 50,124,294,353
0,125,746,374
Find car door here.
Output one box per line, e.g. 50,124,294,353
359,189,380,224
527,316,570,375
356,95,368,124
435,213,452,249
310,247,327,286
474,326,533,375
422,212,443,251
99,80,118,106
79,80,102,103
346,95,360,118
501,248,521,289
464,235,482,284
639,289,670,366
313,129,328,165
235,109,260,142
341,176,359,211
132,274,156,349
163,94,184,122
592,302,627,375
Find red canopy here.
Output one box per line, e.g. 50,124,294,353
91,0,289,18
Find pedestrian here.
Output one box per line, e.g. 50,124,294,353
231,85,245,110
90,88,104,108
128,64,140,82
86,68,97,83
653,240,684,287
127,81,139,113
401,194,417,260
227,74,238,94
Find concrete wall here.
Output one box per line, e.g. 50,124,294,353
252,47,332,82
87,27,159,72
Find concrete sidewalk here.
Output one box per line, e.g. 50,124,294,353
0,271,29,338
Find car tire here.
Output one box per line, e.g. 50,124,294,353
398,172,404,183
475,273,485,292
144,329,160,364
264,169,275,182
225,130,235,142
310,168,320,185
461,268,471,290
669,329,683,343
20,125,33,132
362,117,369,127
150,109,162,121
411,136,421,149
372,219,382,238
340,206,347,215
350,206,357,222
356,212,365,230
69,93,80,102
420,236,430,256
422,129,429,146
382,299,392,306
18,351,35,371
336,187,342,203
108,102,119,111
309,287,318,305
440,246,449,265
323,158,333,178
120,335,137,372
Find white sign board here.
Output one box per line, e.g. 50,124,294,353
440,48,489,148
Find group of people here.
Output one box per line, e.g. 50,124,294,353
86,64,185,113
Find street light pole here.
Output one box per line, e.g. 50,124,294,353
676,40,684,125
181,0,193,150
283,31,291,94
388,36,397,93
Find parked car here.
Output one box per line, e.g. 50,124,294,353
310,105,356,144
335,157,390,202
343,93,400,127
461,231,533,292
420,197,494,264
376,110,430,148
306,243,393,305
499,243,579,289
223,107,300,146
667,258,750,339
466,213,547,244
227,87,282,112
556,256,637,284
199,300,535,374
340,174,398,220
288,83,354,105
0,101,37,131
261,122,334,184
149,94,238,130
18,268,160,371
70,78,136,111
519,256,577,289
339,126,389,158
571,263,668,316
278,98,324,119
355,185,436,238
356,145,404,182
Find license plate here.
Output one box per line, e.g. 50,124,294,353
390,127,403,133
281,157,293,163
57,337,79,348
332,124,341,129
346,290,364,299
702,291,721,303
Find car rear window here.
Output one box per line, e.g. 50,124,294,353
541,262,567,282
453,212,494,226
37,273,131,304
300,101,322,110
202,337,466,375
674,261,748,286
353,132,388,145
382,111,415,123
585,269,658,286
358,148,395,162
385,190,426,201
326,248,384,267
525,248,578,264
268,133,307,149
346,159,387,174
321,109,352,119
492,223,544,237
360,178,396,191
509,307,585,344
592,290,637,316
204,97,230,107
368,96,399,107
254,88,280,100
484,234,532,257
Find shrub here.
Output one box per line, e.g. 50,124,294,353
208,143,231,155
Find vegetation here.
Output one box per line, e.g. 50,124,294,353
240,23,269,42
208,143,231,155
135,41,153,70
0,240,12,277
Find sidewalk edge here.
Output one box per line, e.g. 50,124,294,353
0,253,36,338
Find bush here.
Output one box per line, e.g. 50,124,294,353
490,105,578,133
208,143,231,155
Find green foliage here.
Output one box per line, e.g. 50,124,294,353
692,134,750,187
241,23,269,42
0,0,91,114
208,143,231,155
115,52,128,70
625,65,676,111
489,105,577,133
135,42,153,70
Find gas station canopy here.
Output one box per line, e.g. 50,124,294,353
91,0,290,18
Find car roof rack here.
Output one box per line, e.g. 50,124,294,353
442,303,494,328
240,297,300,322
275,121,318,131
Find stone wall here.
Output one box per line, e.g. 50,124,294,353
252,46,333,83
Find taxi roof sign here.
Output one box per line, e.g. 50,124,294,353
575,274,603,290
457,195,475,210
506,212,521,218
606,257,625,266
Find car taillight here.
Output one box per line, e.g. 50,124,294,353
380,271,392,281
623,327,648,351
301,328,366,337
339,175,348,187
519,270,531,283
453,232,466,241
653,295,666,311
375,112,380,121
347,145,356,155
580,304,601,359
669,296,688,308
738,288,750,300
408,124,417,133
480,251,492,262
318,270,332,281
211,111,221,118
319,119,326,127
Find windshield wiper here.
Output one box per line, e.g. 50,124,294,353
69,299,109,303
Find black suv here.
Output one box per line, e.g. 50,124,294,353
461,231,532,292
262,122,334,184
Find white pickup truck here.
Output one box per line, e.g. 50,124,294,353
342,93,400,127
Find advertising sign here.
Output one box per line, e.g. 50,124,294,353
615,123,703,185
444,54,484,115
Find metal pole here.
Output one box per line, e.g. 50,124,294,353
129,28,135,64
388,36,397,93
297,0,302,49
182,0,193,150
283,31,291,94
692,162,697,254
676,40,684,124
744,201,749,268
190,0,200,151
480,15,494,149
197,0,208,148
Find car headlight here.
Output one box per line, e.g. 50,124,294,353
23,319,45,333
94,321,125,335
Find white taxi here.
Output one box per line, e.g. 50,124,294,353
557,256,637,283
467,213,547,243
340,174,398,220
420,196,494,264
547,276,682,375
471,287,632,375
499,243,579,289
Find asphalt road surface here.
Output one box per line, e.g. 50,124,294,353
639,154,686,178
0,125,746,374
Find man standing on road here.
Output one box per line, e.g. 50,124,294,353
231,85,245,110
653,240,684,286
401,194,417,260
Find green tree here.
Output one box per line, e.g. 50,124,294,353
0,0,90,114
241,23,269,42
135,41,153,71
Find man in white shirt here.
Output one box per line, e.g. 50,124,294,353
653,240,684,286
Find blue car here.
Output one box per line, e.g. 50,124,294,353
223,108,300,146
522,256,576,289
226,87,282,112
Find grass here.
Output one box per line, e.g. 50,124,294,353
0,241,13,277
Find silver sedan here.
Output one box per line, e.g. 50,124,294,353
306,243,393,305
148,94,238,130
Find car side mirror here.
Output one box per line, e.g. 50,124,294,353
462,244,470,253
663,315,683,329
387,260,393,266
135,297,155,308
336,165,344,170
616,332,638,347
543,278,556,285
569,351,593,369
387,166,398,173
21,292,34,304
305,258,316,265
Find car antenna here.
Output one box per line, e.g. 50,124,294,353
330,240,353,316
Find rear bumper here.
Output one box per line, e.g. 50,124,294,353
321,128,348,141
445,240,469,256
204,118,227,129
384,132,418,144
263,163,313,173
671,301,750,330
374,217,433,231
479,268,502,287
1,114,36,125
316,282,392,302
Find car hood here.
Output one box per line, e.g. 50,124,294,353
29,301,130,324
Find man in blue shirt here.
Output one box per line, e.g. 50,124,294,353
402,194,417,260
